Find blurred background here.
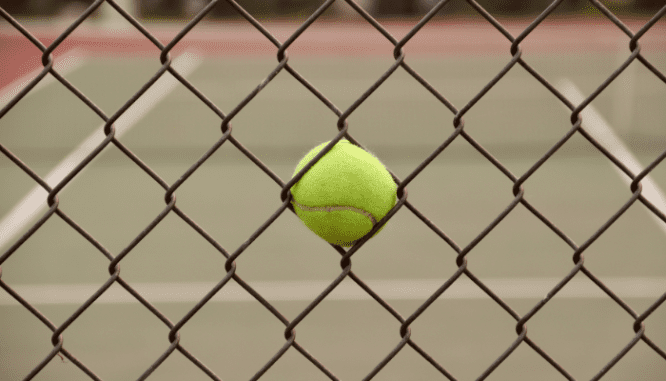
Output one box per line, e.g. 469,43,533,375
1,1,665,380
0,0,665,21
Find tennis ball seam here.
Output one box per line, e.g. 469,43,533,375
292,200,377,226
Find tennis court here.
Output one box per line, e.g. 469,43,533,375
1,2,666,380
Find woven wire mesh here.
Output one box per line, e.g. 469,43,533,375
1,0,665,380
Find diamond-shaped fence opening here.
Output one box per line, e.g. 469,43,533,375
1,0,665,380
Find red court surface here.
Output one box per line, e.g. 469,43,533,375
2,18,665,89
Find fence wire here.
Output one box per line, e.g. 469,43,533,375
1,0,666,380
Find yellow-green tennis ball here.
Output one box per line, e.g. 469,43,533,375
291,139,397,247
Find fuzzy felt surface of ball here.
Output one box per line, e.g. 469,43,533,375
291,140,397,246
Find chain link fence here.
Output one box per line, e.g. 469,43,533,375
1,0,666,380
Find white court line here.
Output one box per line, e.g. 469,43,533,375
0,49,87,108
1,277,664,306
0,51,204,250
611,41,637,134
558,78,666,233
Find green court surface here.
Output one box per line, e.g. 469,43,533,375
1,48,666,380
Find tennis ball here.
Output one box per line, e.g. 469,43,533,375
291,139,397,247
